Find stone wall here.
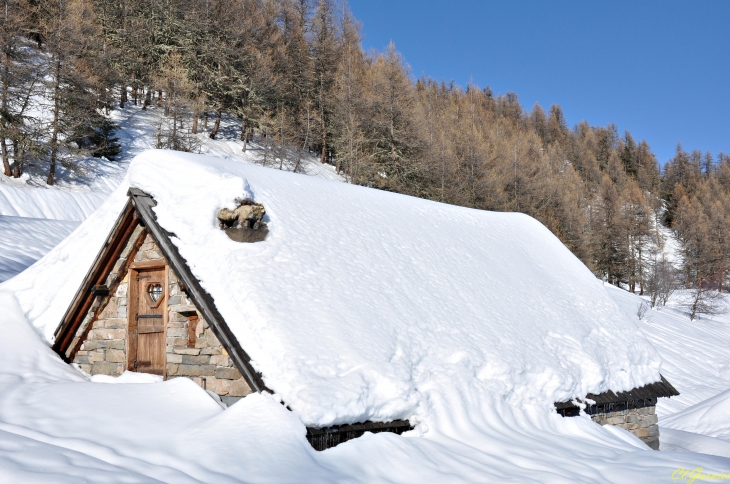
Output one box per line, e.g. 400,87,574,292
71,225,144,376
591,406,659,450
165,267,252,406
73,229,252,406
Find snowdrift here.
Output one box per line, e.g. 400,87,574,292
5,150,661,427
0,182,107,221
4,150,730,481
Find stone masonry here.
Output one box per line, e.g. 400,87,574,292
591,406,659,450
71,225,144,376
73,229,252,406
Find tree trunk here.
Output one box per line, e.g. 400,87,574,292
1,138,9,177
132,72,138,105
240,118,247,151
47,62,61,186
320,135,326,163
192,110,198,134
11,140,20,178
157,89,162,107
1,55,10,176
120,84,127,108
209,110,221,139
142,88,151,110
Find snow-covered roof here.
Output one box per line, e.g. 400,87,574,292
6,150,662,427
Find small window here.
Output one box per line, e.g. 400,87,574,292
148,283,163,303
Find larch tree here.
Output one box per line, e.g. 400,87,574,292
40,0,108,185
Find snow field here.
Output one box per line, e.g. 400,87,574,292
0,183,106,221
2,150,730,482
0,216,78,283
0,102,729,480
606,284,730,459
9,150,662,428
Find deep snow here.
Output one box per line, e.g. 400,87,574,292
9,150,663,429
0,102,729,481
0,216,78,283
1,149,730,482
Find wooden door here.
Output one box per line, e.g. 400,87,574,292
128,266,167,375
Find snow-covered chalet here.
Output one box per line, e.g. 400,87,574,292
52,151,677,450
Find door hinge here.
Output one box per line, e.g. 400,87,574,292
136,314,162,321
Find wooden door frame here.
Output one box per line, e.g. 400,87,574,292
127,260,169,379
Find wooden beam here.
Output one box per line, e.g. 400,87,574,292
53,201,137,356
130,260,166,269
91,285,109,297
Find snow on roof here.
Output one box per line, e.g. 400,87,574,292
4,150,662,427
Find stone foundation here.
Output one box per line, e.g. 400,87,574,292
72,229,252,406
591,406,659,450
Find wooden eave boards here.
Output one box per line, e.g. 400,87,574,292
554,375,680,411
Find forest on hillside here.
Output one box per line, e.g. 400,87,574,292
2,0,729,318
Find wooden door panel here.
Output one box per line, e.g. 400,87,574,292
137,333,165,375
128,265,167,376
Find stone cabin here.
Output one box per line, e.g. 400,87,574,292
53,188,409,449
53,187,678,451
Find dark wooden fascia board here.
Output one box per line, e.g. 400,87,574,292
127,188,267,393
53,200,137,356
554,375,680,411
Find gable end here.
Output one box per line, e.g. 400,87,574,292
53,189,266,394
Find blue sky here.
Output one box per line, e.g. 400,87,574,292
347,0,729,165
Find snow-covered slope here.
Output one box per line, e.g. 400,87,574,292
0,216,78,283
606,283,730,458
1,152,730,481
0,184,106,220
6,150,663,429
0,149,729,480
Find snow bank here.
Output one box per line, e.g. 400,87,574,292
5,150,662,429
0,182,107,221
662,389,730,442
605,283,730,457
0,290,726,482
4,151,730,481
0,216,78,283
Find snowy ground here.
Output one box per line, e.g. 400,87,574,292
607,284,730,459
0,104,729,482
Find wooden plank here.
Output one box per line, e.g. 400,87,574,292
53,202,136,355
127,267,139,372
130,259,166,269
163,264,169,380
91,285,109,296
187,314,199,347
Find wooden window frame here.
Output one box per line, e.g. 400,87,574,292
127,260,169,379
